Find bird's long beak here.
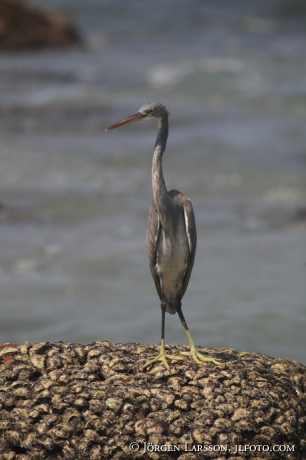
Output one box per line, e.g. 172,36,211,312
105,112,144,131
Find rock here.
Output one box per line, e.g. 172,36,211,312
0,341,305,459
0,0,81,51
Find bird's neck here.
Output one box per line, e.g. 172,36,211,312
152,115,171,219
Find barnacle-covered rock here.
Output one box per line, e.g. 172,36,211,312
0,341,305,459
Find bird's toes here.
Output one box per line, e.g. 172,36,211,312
142,353,184,371
197,354,222,366
180,350,221,366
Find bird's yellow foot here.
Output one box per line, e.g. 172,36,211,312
181,330,221,365
143,340,185,370
180,348,221,366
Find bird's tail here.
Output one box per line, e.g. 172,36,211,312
165,301,181,315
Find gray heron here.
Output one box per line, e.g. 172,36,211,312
106,102,220,370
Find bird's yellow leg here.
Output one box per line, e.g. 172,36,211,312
180,329,221,365
142,339,185,370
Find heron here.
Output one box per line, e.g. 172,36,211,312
106,102,220,370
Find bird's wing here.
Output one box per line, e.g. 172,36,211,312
181,197,197,298
146,201,163,300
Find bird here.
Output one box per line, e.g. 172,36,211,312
106,102,220,370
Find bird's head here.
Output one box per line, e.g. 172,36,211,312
105,102,169,131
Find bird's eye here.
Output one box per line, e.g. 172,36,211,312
149,109,154,114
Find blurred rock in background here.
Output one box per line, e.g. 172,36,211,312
0,0,82,50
